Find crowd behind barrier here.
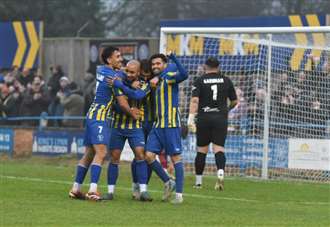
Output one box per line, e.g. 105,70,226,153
179,61,330,139
0,65,94,128
1,61,330,139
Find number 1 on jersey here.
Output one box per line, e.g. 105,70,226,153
211,84,218,100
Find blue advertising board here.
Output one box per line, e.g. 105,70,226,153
182,135,288,169
32,129,289,168
32,130,84,155
0,128,14,153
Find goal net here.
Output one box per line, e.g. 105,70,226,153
160,27,330,182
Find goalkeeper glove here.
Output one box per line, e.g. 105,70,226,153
187,113,196,133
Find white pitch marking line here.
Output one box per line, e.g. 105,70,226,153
1,175,329,206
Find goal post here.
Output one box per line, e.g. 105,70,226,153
160,26,330,182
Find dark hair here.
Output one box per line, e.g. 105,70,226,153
122,58,129,67
205,57,220,68
101,46,119,64
149,53,167,65
140,59,151,73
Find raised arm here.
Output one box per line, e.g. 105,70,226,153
168,53,188,83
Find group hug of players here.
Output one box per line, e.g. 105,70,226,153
68,46,237,204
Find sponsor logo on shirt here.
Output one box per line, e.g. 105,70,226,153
202,106,220,112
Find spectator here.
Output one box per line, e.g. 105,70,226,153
55,76,84,127
82,72,96,115
17,68,34,87
6,65,21,80
20,79,50,126
57,84,84,128
47,66,65,126
58,76,72,95
0,80,19,125
4,70,16,86
47,65,63,98
33,75,47,93
12,79,25,109
281,85,295,106
66,77,82,96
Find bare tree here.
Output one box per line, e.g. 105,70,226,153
1,0,328,38
104,0,329,38
0,0,107,37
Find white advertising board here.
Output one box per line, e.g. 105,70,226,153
289,139,330,170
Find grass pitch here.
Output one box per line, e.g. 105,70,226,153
0,155,329,226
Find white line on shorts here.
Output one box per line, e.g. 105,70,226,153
0,175,328,206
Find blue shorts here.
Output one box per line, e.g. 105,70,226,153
83,119,110,147
109,128,145,150
142,121,153,141
145,127,182,156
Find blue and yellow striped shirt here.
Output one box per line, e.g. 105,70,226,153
87,65,121,121
111,80,150,129
154,60,188,128
141,83,155,123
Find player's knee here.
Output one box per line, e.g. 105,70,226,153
135,152,145,161
171,154,182,164
134,147,145,160
80,154,93,166
145,151,156,164
85,149,95,161
96,149,107,159
110,150,121,163
214,150,224,155
197,146,208,153
93,144,107,157
213,147,225,154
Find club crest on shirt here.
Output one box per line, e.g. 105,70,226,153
97,135,104,141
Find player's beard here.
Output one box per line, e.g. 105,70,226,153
152,68,161,76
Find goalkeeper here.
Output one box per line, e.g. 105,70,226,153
188,57,237,190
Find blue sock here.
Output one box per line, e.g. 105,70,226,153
90,164,102,184
147,164,152,184
75,164,88,184
174,162,184,193
131,159,138,184
150,160,170,183
136,160,148,184
107,163,119,185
